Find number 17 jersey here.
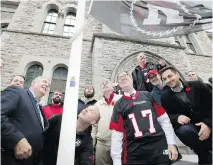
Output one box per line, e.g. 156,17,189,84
110,91,169,165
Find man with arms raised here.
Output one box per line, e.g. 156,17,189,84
110,72,178,165
132,52,167,92
92,80,121,165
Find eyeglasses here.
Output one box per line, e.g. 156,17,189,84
101,80,110,85
117,72,129,81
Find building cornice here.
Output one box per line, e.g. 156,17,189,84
91,33,186,51
1,28,92,42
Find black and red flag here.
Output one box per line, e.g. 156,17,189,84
90,0,212,39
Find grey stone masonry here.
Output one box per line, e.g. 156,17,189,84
0,30,93,97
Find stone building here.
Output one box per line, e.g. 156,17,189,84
1,0,212,104
1,0,212,155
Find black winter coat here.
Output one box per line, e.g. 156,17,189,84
161,80,212,129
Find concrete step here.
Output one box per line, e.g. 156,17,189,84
173,154,198,165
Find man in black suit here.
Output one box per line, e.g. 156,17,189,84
160,66,212,165
1,76,50,165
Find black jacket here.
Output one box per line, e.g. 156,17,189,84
1,86,49,150
132,62,156,92
43,114,94,165
77,99,97,115
161,80,212,129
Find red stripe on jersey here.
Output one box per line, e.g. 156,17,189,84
153,103,166,117
109,115,124,132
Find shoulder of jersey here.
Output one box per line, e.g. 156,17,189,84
114,94,123,101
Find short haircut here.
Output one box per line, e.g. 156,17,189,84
159,65,178,75
31,76,50,86
10,75,25,82
117,71,132,81
87,105,100,124
53,89,62,93
186,70,197,75
137,52,145,57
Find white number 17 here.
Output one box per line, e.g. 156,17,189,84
128,109,156,138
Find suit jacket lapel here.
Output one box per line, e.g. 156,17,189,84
39,105,49,132
167,86,189,111
27,90,44,129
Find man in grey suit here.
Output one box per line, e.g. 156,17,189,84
1,76,50,165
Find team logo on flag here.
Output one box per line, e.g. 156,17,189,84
129,0,201,38
90,1,212,39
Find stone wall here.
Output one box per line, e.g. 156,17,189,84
195,31,213,55
1,11,15,21
1,0,212,98
186,54,212,82
91,35,191,98
0,30,93,97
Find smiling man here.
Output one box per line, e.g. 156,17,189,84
160,66,212,165
43,105,100,165
110,72,178,165
147,69,168,106
43,90,63,119
9,75,25,88
1,76,50,165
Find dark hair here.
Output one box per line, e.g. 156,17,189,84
208,77,212,84
10,75,25,82
159,65,178,75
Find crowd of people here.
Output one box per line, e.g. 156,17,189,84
1,52,212,165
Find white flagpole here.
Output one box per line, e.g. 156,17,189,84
56,0,86,165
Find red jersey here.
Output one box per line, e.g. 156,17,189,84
42,104,63,119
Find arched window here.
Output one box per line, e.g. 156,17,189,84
1,23,9,28
63,12,76,36
25,64,43,88
48,67,68,104
42,9,58,34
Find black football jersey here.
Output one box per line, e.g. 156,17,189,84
43,114,94,165
110,91,169,164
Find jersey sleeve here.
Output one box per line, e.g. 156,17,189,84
109,103,124,132
153,103,166,117
142,91,166,117
154,103,176,145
